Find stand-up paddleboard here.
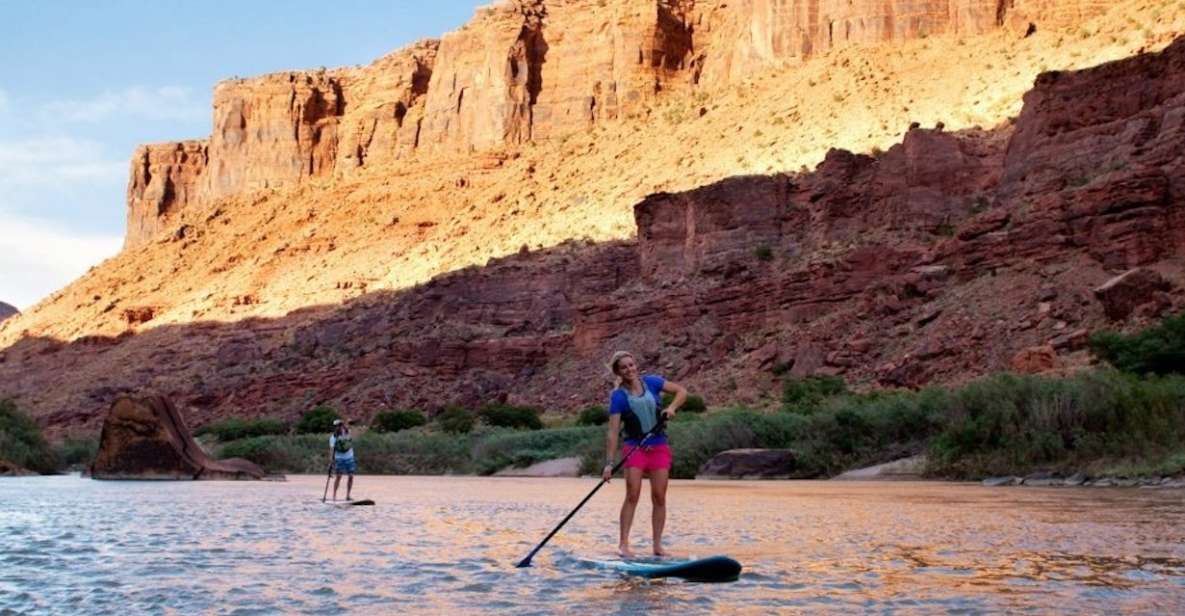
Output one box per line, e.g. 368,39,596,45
582,555,742,583
324,499,375,507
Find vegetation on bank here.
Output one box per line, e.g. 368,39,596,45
208,368,1185,479
0,399,98,474
7,312,1183,479
214,312,1185,479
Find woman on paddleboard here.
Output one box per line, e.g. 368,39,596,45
328,419,356,501
602,351,687,558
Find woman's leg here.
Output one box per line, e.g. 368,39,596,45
649,468,669,556
332,473,341,500
619,467,644,557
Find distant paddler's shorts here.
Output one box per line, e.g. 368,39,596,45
622,443,672,472
334,457,357,475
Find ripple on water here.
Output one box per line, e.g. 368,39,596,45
3,476,1185,614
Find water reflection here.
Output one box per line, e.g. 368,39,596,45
1,476,1183,614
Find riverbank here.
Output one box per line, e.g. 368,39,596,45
195,367,1185,484
6,365,1184,483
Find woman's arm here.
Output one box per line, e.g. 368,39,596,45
661,380,688,418
602,414,621,482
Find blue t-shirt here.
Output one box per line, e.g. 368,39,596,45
609,374,667,446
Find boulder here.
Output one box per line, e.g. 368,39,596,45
1009,345,1056,374
982,476,1021,487
90,394,264,480
494,456,581,478
832,455,926,481
696,448,811,479
1093,268,1171,321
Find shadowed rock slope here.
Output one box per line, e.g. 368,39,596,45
3,35,1184,434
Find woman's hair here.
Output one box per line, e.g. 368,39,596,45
606,351,635,388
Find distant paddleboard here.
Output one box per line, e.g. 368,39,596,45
324,499,375,507
582,555,742,583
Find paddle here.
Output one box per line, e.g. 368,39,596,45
515,418,666,568
320,462,333,503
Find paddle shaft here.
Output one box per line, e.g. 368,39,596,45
320,461,332,502
515,423,663,568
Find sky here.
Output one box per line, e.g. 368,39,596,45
0,0,480,310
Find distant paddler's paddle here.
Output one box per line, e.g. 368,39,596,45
515,419,665,568
320,462,333,503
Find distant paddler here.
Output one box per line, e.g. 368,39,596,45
603,351,687,558
328,418,356,501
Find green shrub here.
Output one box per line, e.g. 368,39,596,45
782,375,847,413
478,404,543,430
0,399,59,474
218,434,326,473
437,407,475,434
1090,311,1185,375
196,417,289,441
54,437,98,468
354,431,474,474
662,393,707,413
576,405,608,426
927,370,1185,478
471,426,600,474
295,406,340,434
371,410,427,433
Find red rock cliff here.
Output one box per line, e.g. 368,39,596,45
14,36,1185,433
122,0,1110,247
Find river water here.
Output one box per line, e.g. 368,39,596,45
1,475,1183,614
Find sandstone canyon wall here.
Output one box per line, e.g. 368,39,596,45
124,0,1109,248
10,36,1183,434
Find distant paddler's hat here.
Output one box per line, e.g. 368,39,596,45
332,419,343,426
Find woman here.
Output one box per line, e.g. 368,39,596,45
328,418,356,501
602,351,687,558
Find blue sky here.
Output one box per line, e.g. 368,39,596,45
0,0,479,310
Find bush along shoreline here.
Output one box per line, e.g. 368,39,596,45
0,399,98,475
203,369,1185,486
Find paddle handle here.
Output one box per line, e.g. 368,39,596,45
515,424,663,568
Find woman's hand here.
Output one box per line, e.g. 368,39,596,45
602,464,614,482
660,381,687,422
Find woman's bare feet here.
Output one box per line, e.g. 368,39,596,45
618,544,635,559
653,545,670,557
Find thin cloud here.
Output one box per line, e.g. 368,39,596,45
0,136,125,186
0,216,122,310
40,85,207,123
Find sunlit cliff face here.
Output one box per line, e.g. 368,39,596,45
2,0,1183,347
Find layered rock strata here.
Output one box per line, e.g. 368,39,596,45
8,37,1184,433
124,0,1109,247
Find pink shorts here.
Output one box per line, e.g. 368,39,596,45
622,443,672,472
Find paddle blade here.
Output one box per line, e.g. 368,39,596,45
515,557,533,568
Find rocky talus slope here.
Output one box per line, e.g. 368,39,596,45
1,0,1183,433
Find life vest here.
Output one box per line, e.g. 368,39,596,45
618,384,665,443
334,432,353,454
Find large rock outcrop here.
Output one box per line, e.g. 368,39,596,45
126,141,208,248
0,302,17,323
121,0,1113,246
90,395,264,480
